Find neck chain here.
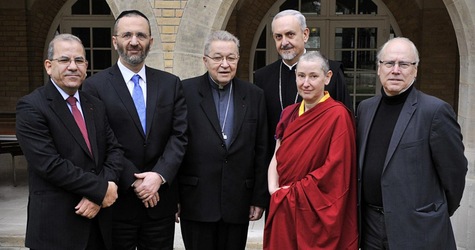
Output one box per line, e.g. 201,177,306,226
279,61,299,111
221,82,232,140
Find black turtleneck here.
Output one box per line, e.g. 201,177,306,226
362,85,413,206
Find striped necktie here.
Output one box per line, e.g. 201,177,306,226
66,96,92,154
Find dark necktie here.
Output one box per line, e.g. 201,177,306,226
132,74,146,133
66,96,92,154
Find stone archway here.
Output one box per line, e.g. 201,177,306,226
444,0,475,248
172,0,239,79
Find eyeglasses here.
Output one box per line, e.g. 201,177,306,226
114,32,150,41
379,60,417,69
50,57,87,66
205,55,239,64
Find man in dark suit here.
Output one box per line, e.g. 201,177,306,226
16,33,123,250
356,37,468,249
82,10,187,250
177,30,268,250
254,9,352,165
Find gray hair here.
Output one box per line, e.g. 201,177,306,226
47,33,84,60
272,9,307,32
299,51,330,73
377,37,420,66
204,30,240,55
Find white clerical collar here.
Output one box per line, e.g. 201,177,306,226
282,49,306,70
282,60,298,70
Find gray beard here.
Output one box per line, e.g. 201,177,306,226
280,51,297,61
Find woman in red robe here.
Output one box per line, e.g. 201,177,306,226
264,51,358,250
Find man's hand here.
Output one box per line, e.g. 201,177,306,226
249,206,265,221
144,192,160,208
75,197,100,219
133,172,162,203
132,178,160,208
102,181,118,208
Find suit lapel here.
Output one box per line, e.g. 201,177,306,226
109,65,146,138
80,93,98,163
382,88,418,172
46,82,93,159
358,95,380,172
229,79,247,146
145,66,158,137
198,75,225,140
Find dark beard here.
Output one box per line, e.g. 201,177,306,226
117,44,150,65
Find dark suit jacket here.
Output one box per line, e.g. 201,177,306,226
178,73,269,224
254,59,352,163
82,64,187,220
356,87,468,249
16,81,123,250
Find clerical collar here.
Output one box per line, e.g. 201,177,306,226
281,49,306,70
282,60,298,70
208,75,231,90
381,84,414,105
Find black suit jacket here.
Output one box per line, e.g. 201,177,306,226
254,59,352,163
178,73,269,224
82,64,188,220
356,87,467,249
16,81,123,250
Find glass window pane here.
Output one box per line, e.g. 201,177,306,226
345,72,355,95
85,49,91,68
254,51,266,72
72,28,91,48
305,27,320,49
356,73,376,94
336,0,356,14
257,28,266,48
71,0,90,15
359,0,378,14
339,50,355,70
280,1,298,11
93,50,112,70
335,28,355,49
301,0,321,14
357,28,377,48
356,51,376,70
92,0,111,15
93,28,111,48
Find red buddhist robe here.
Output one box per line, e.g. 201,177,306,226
264,98,358,250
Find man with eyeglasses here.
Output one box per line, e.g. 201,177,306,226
254,9,352,177
356,37,467,249
16,33,123,250
177,30,268,249
82,10,187,250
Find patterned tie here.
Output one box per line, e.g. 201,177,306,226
66,96,92,154
132,74,146,133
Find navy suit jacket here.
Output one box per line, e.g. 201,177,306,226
82,64,187,220
16,81,123,250
356,87,467,249
178,73,269,224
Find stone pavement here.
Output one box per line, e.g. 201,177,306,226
0,154,264,249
